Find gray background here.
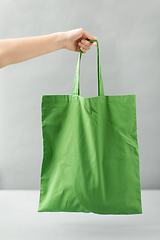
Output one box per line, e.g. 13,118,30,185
0,0,159,190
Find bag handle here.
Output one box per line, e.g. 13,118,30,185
72,39,105,96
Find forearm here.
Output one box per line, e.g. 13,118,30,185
0,32,66,68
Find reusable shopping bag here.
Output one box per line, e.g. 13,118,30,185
38,39,142,215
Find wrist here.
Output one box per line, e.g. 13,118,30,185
57,31,66,50
62,31,67,49
50,32,66,51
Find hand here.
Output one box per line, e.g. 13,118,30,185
64,28,97,53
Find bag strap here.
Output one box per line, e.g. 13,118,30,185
72,39,105,96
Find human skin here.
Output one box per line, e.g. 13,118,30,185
0,28,97,68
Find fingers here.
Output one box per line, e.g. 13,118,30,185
78,39,92,53
81,28,97,42
77,28,97,53
92,41,97,46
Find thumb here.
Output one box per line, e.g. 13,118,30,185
87,37,97,46
88,38,97,46
82,29,97,46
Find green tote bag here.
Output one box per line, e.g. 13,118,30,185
38,39,142,215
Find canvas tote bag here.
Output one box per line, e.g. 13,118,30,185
38,39,142,215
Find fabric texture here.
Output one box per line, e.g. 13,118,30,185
38,39,142,215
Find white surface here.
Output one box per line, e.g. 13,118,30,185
0,190,159,240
